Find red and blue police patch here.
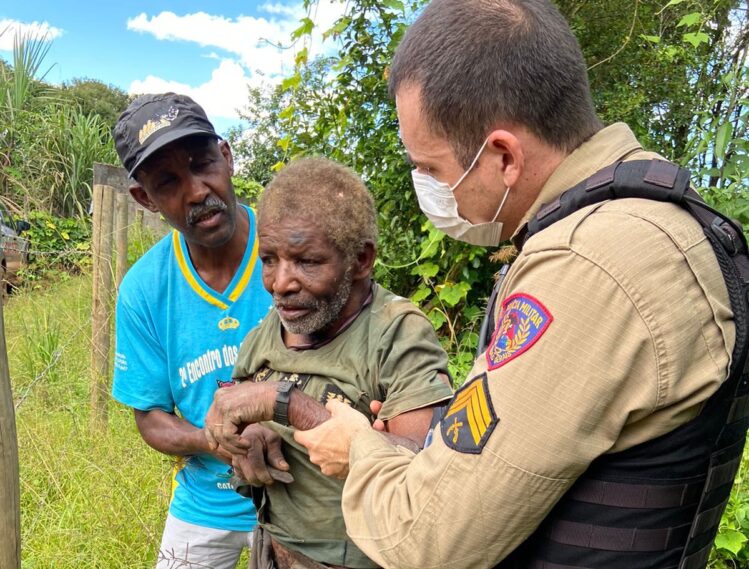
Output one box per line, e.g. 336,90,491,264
486,293,552,371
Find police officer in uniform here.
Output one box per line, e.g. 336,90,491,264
207,1,749,567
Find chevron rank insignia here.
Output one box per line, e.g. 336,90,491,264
440,373,498,454
486,293,552,371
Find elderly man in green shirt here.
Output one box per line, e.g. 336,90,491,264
211,157,453,569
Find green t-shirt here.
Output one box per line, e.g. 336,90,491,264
232,283,453,567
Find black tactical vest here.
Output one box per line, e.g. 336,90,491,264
480,160,749,569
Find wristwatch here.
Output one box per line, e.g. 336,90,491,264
274,381,295,427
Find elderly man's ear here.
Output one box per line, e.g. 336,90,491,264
352,241,376,280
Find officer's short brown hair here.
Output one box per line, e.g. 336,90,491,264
389,0,602,167
258,157,378,260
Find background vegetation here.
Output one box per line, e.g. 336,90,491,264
227,0,749,383
2,0,749,566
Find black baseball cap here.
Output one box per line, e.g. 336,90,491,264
114,93,220,177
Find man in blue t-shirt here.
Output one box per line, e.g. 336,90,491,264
112,93,271,568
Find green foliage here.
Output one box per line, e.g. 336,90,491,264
0,28,54,205
61,78,131,130
20,105,120,217
0,30,120,218
710,445,749,567
18,211,91,287
226,84,289,187
126,219,159,267
232,176,265,208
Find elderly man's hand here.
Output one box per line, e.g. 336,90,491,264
293,399,371,479
232,423,291,486
205,381,276,454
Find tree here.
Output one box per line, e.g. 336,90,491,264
60,78,131,131
226,84,288,187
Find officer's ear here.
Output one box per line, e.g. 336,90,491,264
129,182,159,214
485,129,524,190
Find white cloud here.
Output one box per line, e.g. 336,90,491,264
259,3,299,17
128,59,256,120
0,18,63,51
130,12,277,78
125,2,347,123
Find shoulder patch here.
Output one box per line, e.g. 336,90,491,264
440,373,498,454
486,293,552,371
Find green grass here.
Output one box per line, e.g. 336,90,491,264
6,274,169,568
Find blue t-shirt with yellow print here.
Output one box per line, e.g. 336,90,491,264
113,205,271,531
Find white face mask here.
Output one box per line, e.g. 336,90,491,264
411,138,510,247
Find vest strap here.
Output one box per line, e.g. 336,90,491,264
567,478,703,509
689,501,729,540
705,451,742,493
678,542,713,569
527,561,610,569
728,392,749,423
545,519,692,552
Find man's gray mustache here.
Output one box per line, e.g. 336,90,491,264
187,196,227,225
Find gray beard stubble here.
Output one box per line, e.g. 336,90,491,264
276,266,354,336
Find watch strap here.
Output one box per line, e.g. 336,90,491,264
274,381,294,426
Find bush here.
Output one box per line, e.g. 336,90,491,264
17,211,91,287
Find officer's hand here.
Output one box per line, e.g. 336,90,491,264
294,400,371,479
370,400,387,432
205,382,276,454
232,424,290,486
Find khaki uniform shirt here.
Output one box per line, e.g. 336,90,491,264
232,283,453,568
340,124,736,568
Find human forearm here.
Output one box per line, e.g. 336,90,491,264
287,388,331,429
342,428,572,568
206,381,333,452
208,380,425,457
381,405,437,452
134,408,211,456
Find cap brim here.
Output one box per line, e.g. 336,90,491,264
128,127,221,177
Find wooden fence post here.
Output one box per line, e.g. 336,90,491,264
0,297,20,568
91,163,126,429
115,189,129,290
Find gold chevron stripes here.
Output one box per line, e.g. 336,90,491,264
445,378,493,445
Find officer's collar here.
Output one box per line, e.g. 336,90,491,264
511,123,643,243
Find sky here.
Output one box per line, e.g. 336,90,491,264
0,1,346,134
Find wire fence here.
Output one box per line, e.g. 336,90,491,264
3,270,169,568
